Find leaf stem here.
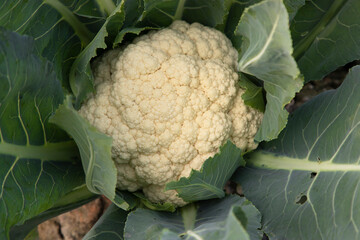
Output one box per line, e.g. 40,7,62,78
0,140,79,161
293,0,348,60
174,0,186,20
246,151,360,172
9,185,96,239
43,0,94,47
181,203,197,232
51,184,96,208
95,0,116,16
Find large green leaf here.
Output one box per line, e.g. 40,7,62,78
10,185,96,240
0,0,103,90
223,0,261,42
70,0,151,107
124,195,262,240
113,0,155,47
166,141,243,202
116,0,235,48
291,0,360,82
50,97,138,210
138,0,230,28
283,0,305,21
83,204,128,240
0,29,84,239
233,65,360,239
139,0,302,34
236,0,303,141
222,0,303,44
182,0,231,28
69,0,126,108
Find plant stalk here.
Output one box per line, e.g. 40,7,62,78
181,203,197,232
293,0,348,60
174,0,186,20
95,0,116,16
51,184,96,208
43,0,94,47
0,141,79,161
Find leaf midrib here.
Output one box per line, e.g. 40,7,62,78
292,0,349,60
247,151,360,172
239,11,281,71
0,140,79,161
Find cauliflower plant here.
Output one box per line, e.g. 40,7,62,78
79,20,263,206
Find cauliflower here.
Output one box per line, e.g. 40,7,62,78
79,20,263,206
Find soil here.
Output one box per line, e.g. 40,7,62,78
37,197,111,240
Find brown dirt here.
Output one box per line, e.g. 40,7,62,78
286,60,359,113
37,196,111,240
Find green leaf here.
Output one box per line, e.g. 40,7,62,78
10,185,96,240
283,0,305,21
233,66,360,239
223,0,261,43
0,0,102,91
71,0,109,19
235,0,303,142
69,0,146,107
23,228,38,240
132,192,176,212
83,204,128,240
94,0,117,16
70,1,127,108
238,74,265,112
122,0,145,27
0,29,84,239
291,0,360,82
223,0,303,41
111,0,157,47
159,229,181,239
43,0,94,46
50,97,113,197
113,26,158,48
139,0,231,28
166,141,243,202
181,0,231,27
138,0,185,27
50,97,137,210
124,195,262,240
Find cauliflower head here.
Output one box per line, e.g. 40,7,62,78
79,20,263,206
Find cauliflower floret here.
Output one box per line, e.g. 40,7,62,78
79,20,263,207
229,89,264,151
143,185,187,207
